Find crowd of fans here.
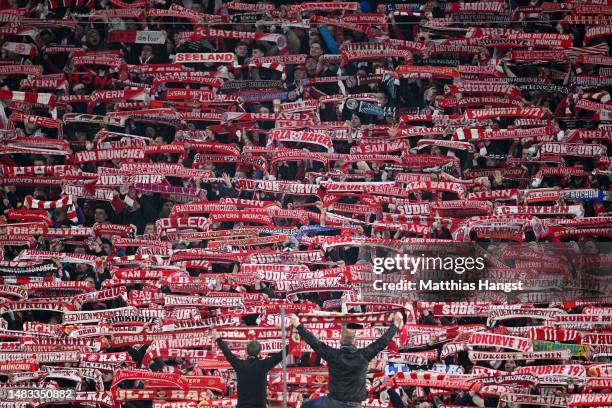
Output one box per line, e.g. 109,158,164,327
0,0,611,406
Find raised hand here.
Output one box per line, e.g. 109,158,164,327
290,314,300,328
392,311,404,329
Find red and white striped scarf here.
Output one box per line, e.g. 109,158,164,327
23,195,78,224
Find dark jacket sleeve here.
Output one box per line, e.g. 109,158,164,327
297,324,336,360
216,338,242,369
359,325,398,361
387,388,406,408
260,345,289,371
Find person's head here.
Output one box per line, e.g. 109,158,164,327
39,30,54,45
235,42,248,57
424,87,438,105
251,45,266,59
73,84,86,95
145,126,157,139
83,273,97,288
86,29,101,48
54,208,67,223
376,92,389,107
33,187,47,200
309,42,323,58
246,340,261,357
504,359,516,371
103,371,114,383
160,201,174,217
75,129,87,141
201,161,215,171
24,121,37,134
340,327,355,346
101,239,113,255
48,313,61,325
309,34,322,46
326,25,336,37
305,57,317,72
94,207,109,223
417,29,429,42
486,157,499,168
141,45,154,60
73,245,86,255
49,240,64,252
294,65,307,81
144,222,156,235
431,146,442,156
583,238,600,255
350,113,362,128
82,201,94,217
335,103,343,117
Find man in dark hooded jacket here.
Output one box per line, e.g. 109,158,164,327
291,312,404,407
213,329,288,408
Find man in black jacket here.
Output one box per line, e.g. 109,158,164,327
213,330,287,408
291,312,404,408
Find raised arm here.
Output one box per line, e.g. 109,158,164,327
261,345,289,371
213,330,241,368
360,312,404,361
291,314,335,360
